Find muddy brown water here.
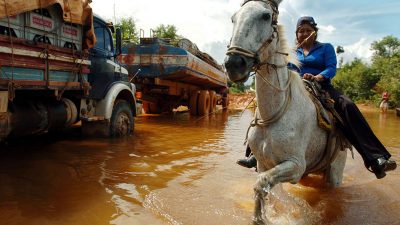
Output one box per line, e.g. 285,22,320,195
0,108,399,225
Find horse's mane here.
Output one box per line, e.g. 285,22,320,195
276,25,308,94
277,25,299,67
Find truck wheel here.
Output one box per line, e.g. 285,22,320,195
110,100,134,137
189,90,199,115
198,90,210,116
62,98,78,127
209,91,217,113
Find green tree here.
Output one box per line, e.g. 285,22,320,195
227,80,246,93
334,58,378,102
116,17,139,44
371,36,400,106
371,35,400,58
153,24,180,43
333,35,400,107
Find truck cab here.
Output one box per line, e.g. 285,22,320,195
0,3,137,140
80,15,138,137
89,16,127,98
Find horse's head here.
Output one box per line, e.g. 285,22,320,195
224,0,282,83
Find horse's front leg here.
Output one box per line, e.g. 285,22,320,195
253,160,305,224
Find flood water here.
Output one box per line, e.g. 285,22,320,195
0,108,399,225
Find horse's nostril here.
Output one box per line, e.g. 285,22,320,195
238,56,246,66
225,55,247,70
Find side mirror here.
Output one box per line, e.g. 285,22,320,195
115,27,122,56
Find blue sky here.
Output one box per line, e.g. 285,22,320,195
92,0,400,64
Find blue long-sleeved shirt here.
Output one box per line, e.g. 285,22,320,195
288,42,337,85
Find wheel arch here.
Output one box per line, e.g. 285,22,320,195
95,82,137,120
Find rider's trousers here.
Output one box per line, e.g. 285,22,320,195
323,84,392,168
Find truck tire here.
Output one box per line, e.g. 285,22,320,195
209,91,217,113
197,90,210,116
110,100,134,137
189,90,199,115
62,98,78,127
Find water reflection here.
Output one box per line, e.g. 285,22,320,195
0,108,399,224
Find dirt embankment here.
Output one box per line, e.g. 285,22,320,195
228,92,256,110
227,93,390,112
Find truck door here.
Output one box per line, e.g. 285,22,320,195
88,19,117,99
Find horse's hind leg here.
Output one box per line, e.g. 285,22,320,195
324,150,347,187
253,160,305,224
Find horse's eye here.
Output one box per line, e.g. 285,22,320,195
261,13,271,21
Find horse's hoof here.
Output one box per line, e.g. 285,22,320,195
252,217,265,225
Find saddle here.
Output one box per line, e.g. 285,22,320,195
302,79,343,131
302,79,352,174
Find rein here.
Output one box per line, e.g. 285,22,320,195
244,71,294,144
255,63,291,92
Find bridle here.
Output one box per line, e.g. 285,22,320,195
226,0,283,70
227,0,294,129
226,0,290,91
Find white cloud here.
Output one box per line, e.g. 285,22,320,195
339,38,374,64
203,40,229,64
319,25,336,34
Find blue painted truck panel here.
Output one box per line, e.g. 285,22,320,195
118,38,228,89
0,67,88,82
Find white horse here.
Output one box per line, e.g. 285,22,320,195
224,0,348,223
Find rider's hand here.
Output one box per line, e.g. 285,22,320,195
303,73,314,80
314,74,325,82
303,73,325,82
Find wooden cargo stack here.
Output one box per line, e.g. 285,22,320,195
0,4,89,94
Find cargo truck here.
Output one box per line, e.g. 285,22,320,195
118,37,229,116
0,0,137,141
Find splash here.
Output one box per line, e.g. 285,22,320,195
258,184,322,225
144,192,182,225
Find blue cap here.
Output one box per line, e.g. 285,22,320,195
296,16,317,28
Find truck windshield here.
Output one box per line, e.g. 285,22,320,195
94,21,112,52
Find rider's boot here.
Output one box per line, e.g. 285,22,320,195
236,155,257,168
370,157,397,179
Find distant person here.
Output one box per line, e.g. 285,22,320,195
380,91,390,113
237,16,397,179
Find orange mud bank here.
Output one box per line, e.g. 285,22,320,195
228,93,256,110
228,93,388,113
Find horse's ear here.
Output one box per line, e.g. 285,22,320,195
272,0,283,5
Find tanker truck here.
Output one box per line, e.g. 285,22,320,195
0,0,137,141
118,37,229,116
